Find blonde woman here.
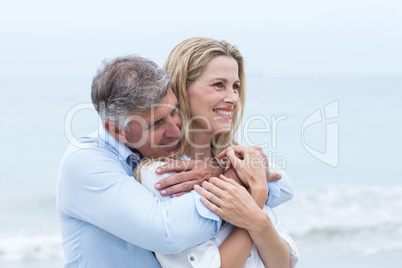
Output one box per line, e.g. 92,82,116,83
135,37,298,268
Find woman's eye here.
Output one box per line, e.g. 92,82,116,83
213,82,224,89
233,84,240,91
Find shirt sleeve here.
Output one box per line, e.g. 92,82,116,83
138,162,222,267
137,161,176,202
266,168,294,208
264,206,299,267
140,161,220,224
58,148,222,254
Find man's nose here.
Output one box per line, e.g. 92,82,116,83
165,113,182,138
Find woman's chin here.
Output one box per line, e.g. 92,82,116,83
212,126,231,134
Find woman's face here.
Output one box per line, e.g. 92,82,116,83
187,55,240,135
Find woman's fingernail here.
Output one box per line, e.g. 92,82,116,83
155,184,161,189
194,185,199,189
156,168,161,173
160,190,166,195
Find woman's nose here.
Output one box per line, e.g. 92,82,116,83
224,89,240,106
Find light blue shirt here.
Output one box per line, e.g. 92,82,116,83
57,127,293,267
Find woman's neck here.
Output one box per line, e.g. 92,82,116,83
187,132,213,161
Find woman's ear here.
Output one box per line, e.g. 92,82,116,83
104,120,128,143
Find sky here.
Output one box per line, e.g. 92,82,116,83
1,0,401,77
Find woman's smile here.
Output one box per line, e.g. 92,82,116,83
213,107,234,120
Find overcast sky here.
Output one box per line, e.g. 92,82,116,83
1,0,401,76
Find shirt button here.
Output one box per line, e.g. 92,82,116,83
190,256,195,261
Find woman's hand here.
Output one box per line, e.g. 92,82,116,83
216,146,270,206
216,146,267,188
194,175,267,230
217,146,282,185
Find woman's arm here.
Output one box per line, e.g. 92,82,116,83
218,227,253,268
195,146,293,268
141,161,256,267
195,177,291,268
222,162,292,267
212,166,253,267
214,166,259,267
247,211,291,268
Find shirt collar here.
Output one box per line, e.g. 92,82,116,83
97,126,141,163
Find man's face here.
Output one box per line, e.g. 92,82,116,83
124,88,182,158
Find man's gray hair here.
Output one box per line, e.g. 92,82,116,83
91,55,171,126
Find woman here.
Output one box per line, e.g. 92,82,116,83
135,37,298,267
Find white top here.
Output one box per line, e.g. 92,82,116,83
138,157,299,268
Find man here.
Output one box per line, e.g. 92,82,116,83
57,55,293,267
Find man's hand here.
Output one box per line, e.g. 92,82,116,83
154,159,223,197
222,167,245,188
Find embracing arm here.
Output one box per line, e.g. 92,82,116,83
154,158,220,197
216,171,269,268
153,155,291,203
58,149,221,254
217,146,294,208
195,176,291,268
218,227,253,268
267,169,294,207
195,146,293,268
247,213,292,268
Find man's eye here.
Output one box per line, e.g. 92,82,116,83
171,108,177,116
150,120,162,128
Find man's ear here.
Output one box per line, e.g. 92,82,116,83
104,120,128,143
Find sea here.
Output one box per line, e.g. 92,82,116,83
1,74,401,267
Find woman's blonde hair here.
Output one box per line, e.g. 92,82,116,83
164,37,246,158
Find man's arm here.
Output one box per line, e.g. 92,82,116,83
155,156,294,207
266,168,294,207
58,148,221,254
153,159,218,197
